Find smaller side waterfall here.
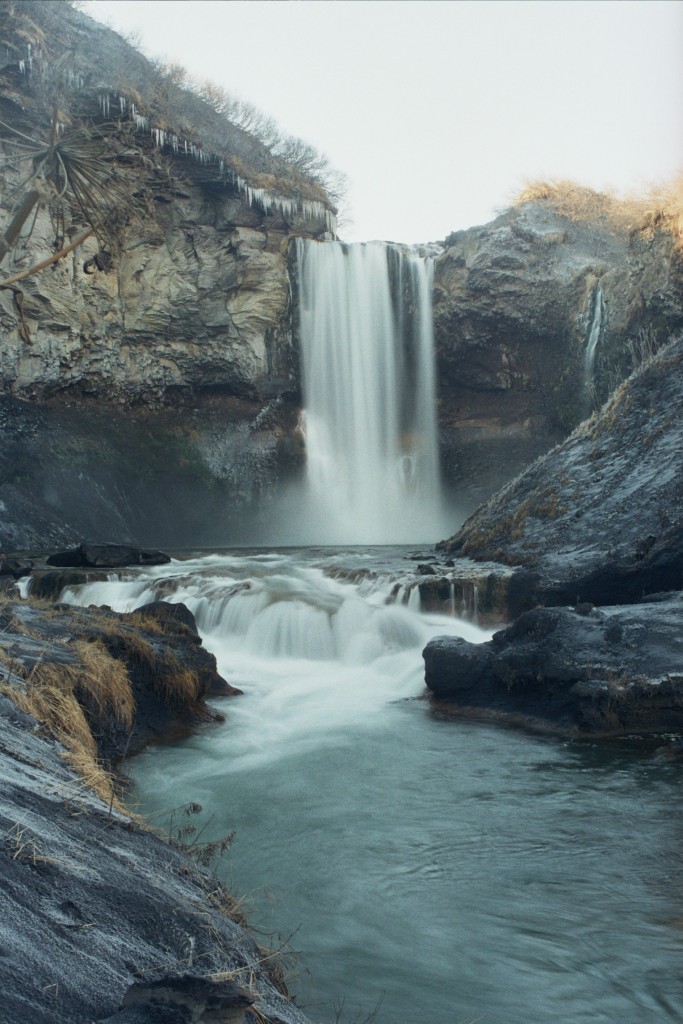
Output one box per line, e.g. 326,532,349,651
295,239,447,544
584,287,604,396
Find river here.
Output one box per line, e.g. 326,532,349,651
63,548,683,1024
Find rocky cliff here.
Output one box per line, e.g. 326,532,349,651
422,334,683,735
2,4,682,551
1,1,335,405
0,0,331,549
439,334,683,606
433,191,683,511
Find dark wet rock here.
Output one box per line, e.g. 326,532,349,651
0,554,32,578
411,562,538,624
434,198,683,514
29,569,106,601
97,973,254,1023
0,693,312,1024
132,601,200,635
0,600,239,766
423,595,683,736
439,335,683,611
47,543,171,569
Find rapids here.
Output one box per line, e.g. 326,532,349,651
61,549,683,1024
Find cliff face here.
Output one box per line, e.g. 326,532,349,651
440,334,683,607
1,187,322,404
433,199,683,512
0,0,329,549
0,1,332,403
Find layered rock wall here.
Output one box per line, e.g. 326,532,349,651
0,1,330,548
433,201,683,511
0,148,327,405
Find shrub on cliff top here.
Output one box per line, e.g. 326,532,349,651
515,175,683,250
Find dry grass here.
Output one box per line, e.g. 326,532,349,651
156,653,202,709
120,611,168,636
0,638,136,806
2,676,121,806
515,174,683,249
73,639,135,729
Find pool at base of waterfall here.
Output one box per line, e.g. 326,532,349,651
62,548,683,1024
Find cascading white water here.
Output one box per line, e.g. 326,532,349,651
584,286,604,392
295,239,447,544
60,552,489,768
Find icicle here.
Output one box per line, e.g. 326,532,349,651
119,96,127,114
19,60,25,74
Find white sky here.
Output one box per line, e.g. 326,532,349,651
82,0,683,244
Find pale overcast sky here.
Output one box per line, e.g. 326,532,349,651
83,0,683,244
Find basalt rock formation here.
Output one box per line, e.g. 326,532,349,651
424,597,683,737
433,195,683,512
424,335,683,734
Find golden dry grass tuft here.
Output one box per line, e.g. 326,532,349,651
156,652,202,709
515,174,683,250
73,639,135,729
0,640,136,806
1,676,122,806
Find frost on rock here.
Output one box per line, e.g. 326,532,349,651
12,42,336,235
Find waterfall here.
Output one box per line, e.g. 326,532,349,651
295,239,447,544
584,287,604,393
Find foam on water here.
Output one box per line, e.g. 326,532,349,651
61,551,490,770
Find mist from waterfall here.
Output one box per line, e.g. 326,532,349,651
294,238,448,544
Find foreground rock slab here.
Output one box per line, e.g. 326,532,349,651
0,694,311,1024
423,594,683,736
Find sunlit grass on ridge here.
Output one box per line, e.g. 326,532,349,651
514,174,683,249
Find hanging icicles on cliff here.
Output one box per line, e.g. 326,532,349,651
294,239,448,544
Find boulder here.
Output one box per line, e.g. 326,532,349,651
0,554,32,578
47,543,171,568
423,595,683,736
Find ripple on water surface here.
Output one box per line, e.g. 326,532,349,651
63,550,683,1024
